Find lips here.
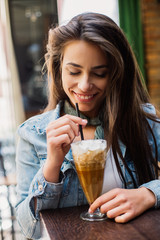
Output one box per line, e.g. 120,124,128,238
73,92,97,102
76,93,93,99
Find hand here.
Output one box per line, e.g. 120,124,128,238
89,187,156,223
43,114,87,182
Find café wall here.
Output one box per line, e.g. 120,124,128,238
141,0,160,108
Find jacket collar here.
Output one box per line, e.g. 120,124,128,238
35,101,63,135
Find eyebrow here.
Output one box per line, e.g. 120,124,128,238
66,62,108,69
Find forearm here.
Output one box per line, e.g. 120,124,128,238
29,166,64,211
16,175,64,239
16,164,64,239
16,191,63,239
15,195,41,239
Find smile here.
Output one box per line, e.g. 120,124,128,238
72,91,98,102
76,93,94,100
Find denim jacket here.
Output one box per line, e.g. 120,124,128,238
15,102,160,239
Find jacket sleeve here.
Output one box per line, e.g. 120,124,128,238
139,119,160,208
15,136,64,239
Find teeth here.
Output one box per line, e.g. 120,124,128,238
77,94,93,100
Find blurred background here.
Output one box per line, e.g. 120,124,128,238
0,0,160,239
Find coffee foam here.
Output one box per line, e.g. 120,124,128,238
71,139,106,155
71,140,107,165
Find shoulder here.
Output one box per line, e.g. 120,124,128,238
142,103,160,133
17,102,62,141
141,103,156,115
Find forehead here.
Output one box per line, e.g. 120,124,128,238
62,40,107,65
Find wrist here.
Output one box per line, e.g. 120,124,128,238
140,187,156,208
43,163,61,183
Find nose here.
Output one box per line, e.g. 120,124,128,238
78,75,93,92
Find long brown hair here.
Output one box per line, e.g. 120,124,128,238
44,12,160,187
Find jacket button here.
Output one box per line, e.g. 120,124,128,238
38,185,43,192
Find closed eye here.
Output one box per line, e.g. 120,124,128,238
94,72,108,78
69,71,80,75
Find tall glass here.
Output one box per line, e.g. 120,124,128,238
71,139,107,221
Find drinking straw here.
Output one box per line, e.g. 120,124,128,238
75,103,84,140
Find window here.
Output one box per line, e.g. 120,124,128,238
9,0,58,117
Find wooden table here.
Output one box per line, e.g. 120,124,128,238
41,205,160,240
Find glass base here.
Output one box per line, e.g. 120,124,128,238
80,210,107,222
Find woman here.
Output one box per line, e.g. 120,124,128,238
15,12,160,239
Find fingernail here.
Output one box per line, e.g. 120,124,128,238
88,208,92,213
82,119,87,124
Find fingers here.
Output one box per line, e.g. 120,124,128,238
47,124,75,143
49,114,87,129
89,188,120,214
89,188,150,224
114,212,134,223
48,133,71,147
106,202,131,219
46,114,88,153
47,114,87,138
100,196,122,214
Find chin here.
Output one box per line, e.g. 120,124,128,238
78,104,93,112
79,107,96,117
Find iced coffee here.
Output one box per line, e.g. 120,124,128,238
71,139,107,205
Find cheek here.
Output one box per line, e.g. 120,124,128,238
62,75,73,93
98,80,108,92
97,81,107,100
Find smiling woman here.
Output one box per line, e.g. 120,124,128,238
15,12,160,240
61,40,109,117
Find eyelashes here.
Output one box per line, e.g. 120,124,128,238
94,73,107,78
69,72,107,78
69,72,80,75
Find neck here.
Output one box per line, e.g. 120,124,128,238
63,100,102,126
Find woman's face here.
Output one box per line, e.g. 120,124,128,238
61,40,109,118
